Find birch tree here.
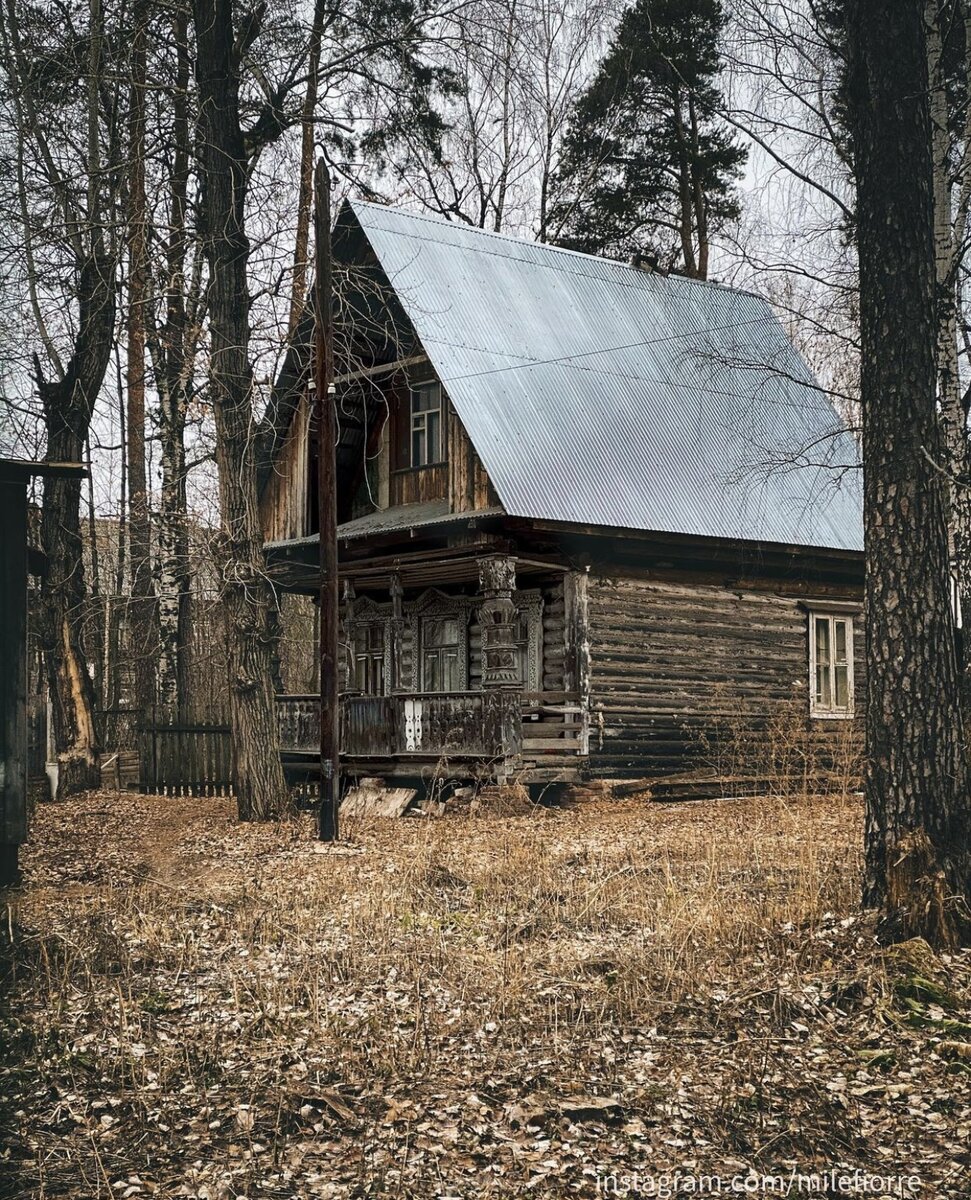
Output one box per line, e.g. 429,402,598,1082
126,0,158,721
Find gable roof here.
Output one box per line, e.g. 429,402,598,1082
344,199,863,554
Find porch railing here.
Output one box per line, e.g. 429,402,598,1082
276,691,523,759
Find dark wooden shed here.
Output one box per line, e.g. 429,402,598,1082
0,458,85,883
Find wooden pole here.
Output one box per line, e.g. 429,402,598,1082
314,161,339,841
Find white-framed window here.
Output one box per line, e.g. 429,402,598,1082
410,381,442,467
809,611,855,719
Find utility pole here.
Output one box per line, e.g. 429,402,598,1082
314,160,339,841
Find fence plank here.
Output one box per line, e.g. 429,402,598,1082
137,723,234,796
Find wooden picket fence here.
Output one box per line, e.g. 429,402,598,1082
137,722,234,796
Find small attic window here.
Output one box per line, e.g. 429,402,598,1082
410,381,443,467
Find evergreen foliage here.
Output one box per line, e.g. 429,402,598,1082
549,0,745,277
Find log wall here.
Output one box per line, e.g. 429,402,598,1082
585,573,864,779
542,581,567,693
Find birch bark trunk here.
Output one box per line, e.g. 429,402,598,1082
126,0,158,722
156,0,193,719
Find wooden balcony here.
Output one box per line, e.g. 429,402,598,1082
276,691,586,771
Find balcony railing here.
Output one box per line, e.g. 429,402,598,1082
276,691,523,760
276,691,587,768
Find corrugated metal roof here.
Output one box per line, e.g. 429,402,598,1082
348,200,863,553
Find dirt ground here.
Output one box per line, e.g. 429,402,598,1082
1,790,969,1199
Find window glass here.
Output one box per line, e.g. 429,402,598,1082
421,616,461,691
513,611,529,684
834,620,849,708
353,624,385,694
814,618,832,708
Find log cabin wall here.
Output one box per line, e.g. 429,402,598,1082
542,581,567,693
584,572,865,779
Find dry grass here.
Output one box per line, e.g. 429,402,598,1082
1,790,969,1198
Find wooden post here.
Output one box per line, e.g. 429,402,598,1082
478,555,521,781
314,161,339,841
478,555,520,687
564,568,592,756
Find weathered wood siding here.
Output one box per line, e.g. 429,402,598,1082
586,574,864,779
260,392,311,543
542,581,567,693
390,464,448,506
448,402,496,512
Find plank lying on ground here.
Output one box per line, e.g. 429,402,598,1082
340,784,417,818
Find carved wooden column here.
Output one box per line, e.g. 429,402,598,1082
390,573,405,692
478,555,519,688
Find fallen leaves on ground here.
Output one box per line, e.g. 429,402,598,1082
0,790,969,1197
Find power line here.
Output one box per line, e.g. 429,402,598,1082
421,312,778,384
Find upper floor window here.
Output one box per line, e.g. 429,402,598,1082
410,381,442,467
809,611,855,718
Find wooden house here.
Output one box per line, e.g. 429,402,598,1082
262,202,864,790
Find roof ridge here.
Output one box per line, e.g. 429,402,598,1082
349,197,762,303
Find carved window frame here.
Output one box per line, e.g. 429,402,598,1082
348,596,393,695
515,592,544,692
346,586,545,695
411,589,470,691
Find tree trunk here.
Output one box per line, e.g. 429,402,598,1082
106,349,127,717
672,87,698,278
33,0,117,798
156,0,193,720
126,0,157,723
194,0,288,819
927,0,971,690
37,251,115,796
689,93,709,281
845,0,971,946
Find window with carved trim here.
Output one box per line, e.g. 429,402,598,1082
809,612,855,718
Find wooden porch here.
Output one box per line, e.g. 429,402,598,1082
276,691,588,782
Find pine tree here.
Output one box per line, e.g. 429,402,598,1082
549,0,745,277
842,0,971,946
